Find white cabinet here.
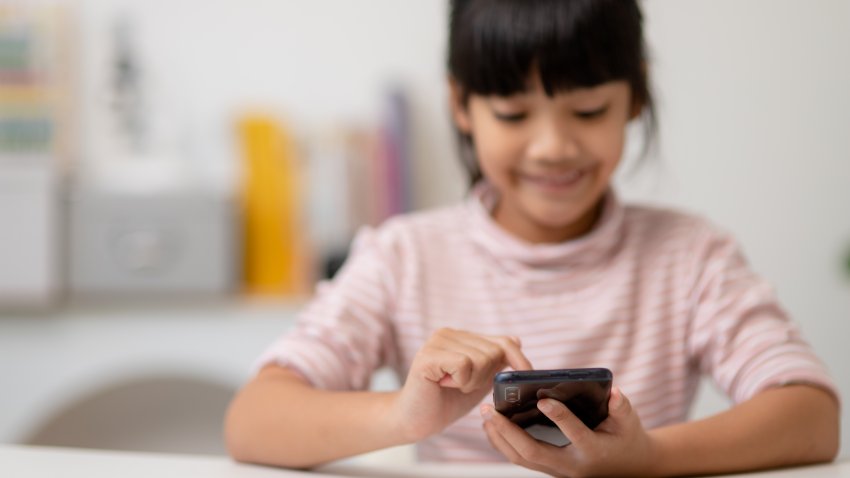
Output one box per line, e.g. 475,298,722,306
0,162,59,306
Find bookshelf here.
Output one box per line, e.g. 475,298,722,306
0,4,73,306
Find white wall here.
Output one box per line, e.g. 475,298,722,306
629,2,850,458
69,0,849,457
77,0,458,199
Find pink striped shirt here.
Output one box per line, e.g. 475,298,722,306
255,184,838,462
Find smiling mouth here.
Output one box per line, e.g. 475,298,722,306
519,169,588,191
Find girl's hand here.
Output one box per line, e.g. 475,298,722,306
393,328,532,442
481,387,657,478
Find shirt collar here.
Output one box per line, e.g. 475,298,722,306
466,181,625,271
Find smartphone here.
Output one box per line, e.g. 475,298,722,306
493,367,612,447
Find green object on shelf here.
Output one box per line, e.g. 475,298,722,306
846,245,850,277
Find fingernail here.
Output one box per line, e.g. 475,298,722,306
538,399,554,413
480,404,494,421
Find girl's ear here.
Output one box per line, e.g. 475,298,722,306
448,77,472,133
629,96,644,120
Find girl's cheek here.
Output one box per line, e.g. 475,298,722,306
588,126,626,166
479,137,515,169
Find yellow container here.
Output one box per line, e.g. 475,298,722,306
237,113,310,296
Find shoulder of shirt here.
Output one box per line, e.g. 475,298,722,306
373,202,466,236
621,200,734,249
351,202,467,253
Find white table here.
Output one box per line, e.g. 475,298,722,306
2,445,849,478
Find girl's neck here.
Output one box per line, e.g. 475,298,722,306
492,197,604,245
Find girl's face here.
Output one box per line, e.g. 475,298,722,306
451,73,638,244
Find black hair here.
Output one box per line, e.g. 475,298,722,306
448,0,657,186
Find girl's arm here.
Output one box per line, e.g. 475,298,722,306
224,226,413,468
224,365,407,469
648,383,839,476
226,328,532,469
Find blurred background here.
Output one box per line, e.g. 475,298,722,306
0,0,848,463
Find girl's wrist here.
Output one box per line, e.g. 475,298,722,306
644,429,675,477
382,390,423,445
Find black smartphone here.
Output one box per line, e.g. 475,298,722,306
493,367,612,447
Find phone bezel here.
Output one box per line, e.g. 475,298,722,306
494,367,612,385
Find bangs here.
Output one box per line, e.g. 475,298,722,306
449,0,644,96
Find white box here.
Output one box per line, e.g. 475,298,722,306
67,188,238,297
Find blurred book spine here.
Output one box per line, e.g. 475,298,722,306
381,87,412,216
368,88,412,224
234,88,413,287
304,87,413,280
0,4,73,161
237,113,311,296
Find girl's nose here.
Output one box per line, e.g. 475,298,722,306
526,120,579,163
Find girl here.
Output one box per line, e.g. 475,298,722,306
225,1,840,476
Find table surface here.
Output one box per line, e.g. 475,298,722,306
2,445,849,478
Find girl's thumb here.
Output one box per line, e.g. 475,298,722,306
609,386,630,415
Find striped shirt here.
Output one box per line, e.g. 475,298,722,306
255,183,838,462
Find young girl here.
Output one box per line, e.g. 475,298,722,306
225,1,840,476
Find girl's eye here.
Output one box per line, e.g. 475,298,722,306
574,106,609,120
493,111,528,123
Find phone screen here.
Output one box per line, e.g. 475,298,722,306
493,368,612,447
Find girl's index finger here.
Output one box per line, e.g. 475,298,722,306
491,335,533,371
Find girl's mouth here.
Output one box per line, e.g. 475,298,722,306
519,168,589,194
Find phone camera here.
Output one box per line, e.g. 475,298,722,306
505,386,520,403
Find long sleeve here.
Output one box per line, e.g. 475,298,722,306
686,225,839,404
253,226,401,391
